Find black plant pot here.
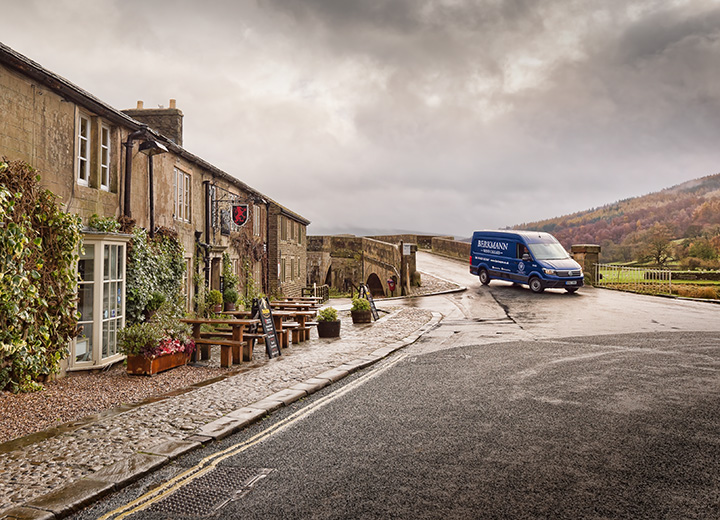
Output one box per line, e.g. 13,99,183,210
351,310,372,324
317,320,341,338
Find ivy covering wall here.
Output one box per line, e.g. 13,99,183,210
125,226,186,325
0,160,82,392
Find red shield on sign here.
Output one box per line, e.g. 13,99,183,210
232,204,249,227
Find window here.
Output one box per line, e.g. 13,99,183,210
77,114,90,185
253,205,261,236
174,168,191,222
100,125,110,191
280,217,288,241
280,257,286,282
101,244,124,358
290,257,296,281
72,236,129,369
182,258,192,312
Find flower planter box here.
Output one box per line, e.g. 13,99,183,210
126,352,190,376
317,320,341,338
351,310,372,324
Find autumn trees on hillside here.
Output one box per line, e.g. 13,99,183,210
516,173,720,267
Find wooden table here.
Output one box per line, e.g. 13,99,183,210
279,297,323,303
180,318,259,367
270,301,319,312
271,309,317,343
225,309,316,346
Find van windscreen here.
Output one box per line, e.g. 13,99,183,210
527,242,570,260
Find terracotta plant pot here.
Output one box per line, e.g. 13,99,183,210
351,310,372,324
317,320,341,338
126,352,190,376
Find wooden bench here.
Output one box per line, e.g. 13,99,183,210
193,338,249,367
181,318,260,368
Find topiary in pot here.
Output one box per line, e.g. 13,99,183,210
207,289,223,313
144,291,166,321
316,307,340,338
223,287,238,311
351,297,372,324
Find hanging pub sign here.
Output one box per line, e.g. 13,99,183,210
232,204,249,227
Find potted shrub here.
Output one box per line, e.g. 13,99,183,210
143,291,166,321
316,307,341,338
223,287,238,312
351,297,372,324
207,289,223,313
119,318,196,376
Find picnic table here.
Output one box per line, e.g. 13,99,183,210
180,318,259,368
224,309,316,347
280,297,323,303
270,301,319,312
272,309,317,343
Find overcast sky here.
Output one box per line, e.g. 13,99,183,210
3,0,720,237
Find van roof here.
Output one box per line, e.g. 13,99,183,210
472,230,556,244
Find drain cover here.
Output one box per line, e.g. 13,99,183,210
141,466,274,518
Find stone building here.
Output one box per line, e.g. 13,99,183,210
0,42,309,374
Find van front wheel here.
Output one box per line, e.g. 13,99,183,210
479,269,490,285
529,277,544,293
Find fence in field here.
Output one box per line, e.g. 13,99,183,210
595,264,673,295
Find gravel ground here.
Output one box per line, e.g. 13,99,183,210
0,271,461,446
0,363,234,444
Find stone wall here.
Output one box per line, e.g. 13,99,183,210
431,237,471,262
370,234,452,249
307,235,408,296
570,244,601,285
0,61,124,222
122,100,183,146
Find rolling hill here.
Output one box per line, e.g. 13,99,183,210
514,173,720,263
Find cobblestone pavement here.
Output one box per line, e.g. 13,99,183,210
0,302,440,514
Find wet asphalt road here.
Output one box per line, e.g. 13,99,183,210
73,253,720,520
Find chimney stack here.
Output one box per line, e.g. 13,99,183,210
122,99,184,147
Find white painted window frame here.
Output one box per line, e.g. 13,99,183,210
77,112,90,186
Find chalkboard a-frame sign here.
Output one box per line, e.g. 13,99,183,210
358,284,380,321
252,297,281,358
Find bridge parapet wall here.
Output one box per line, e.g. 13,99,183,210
432,237,471,262
370,234,452,249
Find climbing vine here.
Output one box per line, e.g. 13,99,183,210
0,160,82,392
230,231,266,308
125,226,186,325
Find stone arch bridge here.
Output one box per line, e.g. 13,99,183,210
306,235,422,297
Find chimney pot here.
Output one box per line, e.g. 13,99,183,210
169,99,177,109
136,100,144,109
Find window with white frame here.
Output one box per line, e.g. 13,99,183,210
77,113,90,185
100,125,110,191
174,168,191,222
253,204,261,236
72,236,128,368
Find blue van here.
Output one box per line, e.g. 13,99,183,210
469,230,583,293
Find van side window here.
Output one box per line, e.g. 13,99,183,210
517,244,529,259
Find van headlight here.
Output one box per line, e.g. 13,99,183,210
542,268,556,276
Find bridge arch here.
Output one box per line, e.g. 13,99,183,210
366,273,385,297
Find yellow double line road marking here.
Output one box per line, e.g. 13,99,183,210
101,353,407,519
